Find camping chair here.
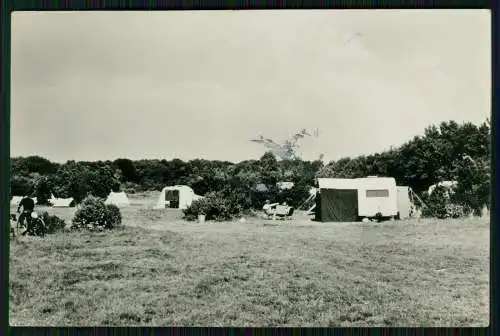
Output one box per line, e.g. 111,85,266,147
273,205,294,220
263,203,279,218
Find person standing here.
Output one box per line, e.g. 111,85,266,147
17,195,35,234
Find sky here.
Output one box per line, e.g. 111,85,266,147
11,10,491,163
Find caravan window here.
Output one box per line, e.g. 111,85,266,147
366,189,389,198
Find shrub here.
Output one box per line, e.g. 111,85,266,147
422,185,470,219
444,203,467,219
183,192,242,222
422,186,450,219
41,212,66,234
72,196,122,231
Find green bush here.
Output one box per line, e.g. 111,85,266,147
41,212,66,234
444,203,467,219
422,185,470,219
183,192,242,222
72,196,122,231
422,186,450,219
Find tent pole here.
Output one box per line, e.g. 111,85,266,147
298,193,314,210
409,187,427,209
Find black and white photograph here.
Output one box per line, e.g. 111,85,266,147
9,10,490,326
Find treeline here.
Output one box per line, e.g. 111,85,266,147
318,120,491,214
10,152,322,208
10,120,490,214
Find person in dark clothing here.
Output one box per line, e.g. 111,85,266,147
17,196,35,234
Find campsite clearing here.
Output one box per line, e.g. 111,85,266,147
9,196,489,327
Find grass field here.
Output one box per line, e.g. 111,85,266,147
9,197,489,327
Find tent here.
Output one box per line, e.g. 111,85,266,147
315,177,398,222
154,185,203,210
105,191,131,207
51,198,74,207
10,196,37,206
397,186,412,219
315,179,359,222
49,194,75,207
428,181,458,196
10,196,24,206
254,183,269,192
277,181,295,191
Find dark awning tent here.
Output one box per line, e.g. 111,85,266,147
314,177,399,222
315,189,358,222
315,179,359,222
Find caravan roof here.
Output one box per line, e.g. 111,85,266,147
317,177,396,190
317,178,359,190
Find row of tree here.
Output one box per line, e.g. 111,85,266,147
10,119,490,214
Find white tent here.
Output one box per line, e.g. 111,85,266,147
428,180,458,196
49,194,74,207
277,181,295,190
154,185,203,210
397,186,412,219
105,191,131,207
10,196,24,206
10,196,37,206
254,183,269,192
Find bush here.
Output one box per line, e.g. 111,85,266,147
183,192,242,222
72,196,122,231
422,185,470,219
422,186,450,219
444,203,467,219
41,212,66,234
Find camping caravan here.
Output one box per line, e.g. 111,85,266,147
154,185,203,210
105,191,131,207
315,177,398,222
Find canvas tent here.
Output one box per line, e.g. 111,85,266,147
49,194,74,207
277,181,295,191
105,191,131,207
397,186,412,219
254,183,269,192
315,177,398,222
154,185,203,210
10,196,37,206
10,196,24,206
428,180,458,196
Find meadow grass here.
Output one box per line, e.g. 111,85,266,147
9,203,489,326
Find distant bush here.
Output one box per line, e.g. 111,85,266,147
41,212,66,234
422,185,470,219
72,196,122,231
444,203,467,219
422,186,448,219
183,192,242,222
